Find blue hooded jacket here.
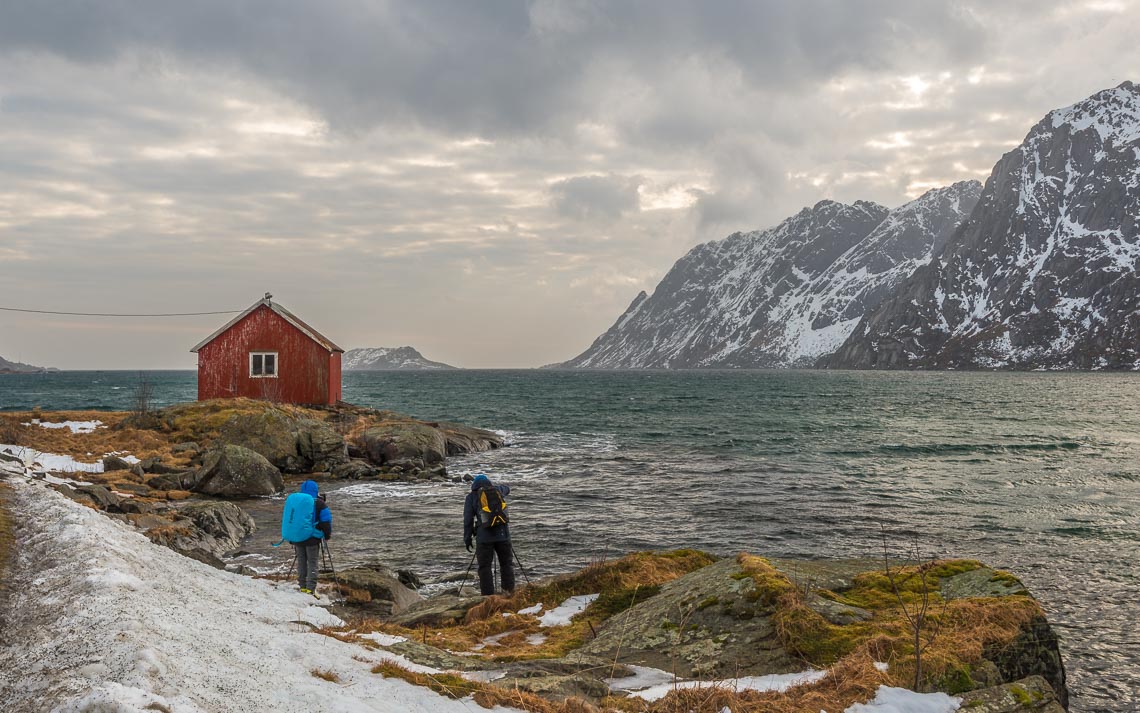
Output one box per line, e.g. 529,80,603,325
300,479,332,545
464,474,510,545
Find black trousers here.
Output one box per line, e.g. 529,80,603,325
476,540,515,596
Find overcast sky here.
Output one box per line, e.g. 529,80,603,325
0,1,1136,369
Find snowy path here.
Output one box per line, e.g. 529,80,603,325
0,476,524,713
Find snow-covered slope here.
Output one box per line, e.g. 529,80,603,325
343,346,456,370
825,82,1140,369
559,183,979,368
0,476,523,713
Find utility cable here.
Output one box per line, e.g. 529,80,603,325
0,306,241,317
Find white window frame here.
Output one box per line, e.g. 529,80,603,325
249,351,279,378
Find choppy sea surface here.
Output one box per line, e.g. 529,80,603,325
3,369,1139,711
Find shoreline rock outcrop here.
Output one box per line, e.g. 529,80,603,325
332,550,1069,711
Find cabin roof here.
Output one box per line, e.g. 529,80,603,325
190,298,344,354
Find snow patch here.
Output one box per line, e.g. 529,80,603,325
538,594,599,627
844,686,960,713
0,478,527,713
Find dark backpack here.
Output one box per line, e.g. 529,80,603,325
476,486,509,529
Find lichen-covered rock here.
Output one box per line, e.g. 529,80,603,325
219,410,307,473
572,558,799,678
191,445,283,497
957,676,1066,712
295,418,348,471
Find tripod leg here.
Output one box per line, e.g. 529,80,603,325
458,551,477,596
512,547,532,586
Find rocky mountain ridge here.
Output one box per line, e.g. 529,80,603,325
825,81,1140,369
343,346,456,370
561,81,1138,370
559,182,980,368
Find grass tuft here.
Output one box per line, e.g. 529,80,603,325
310,668,341,683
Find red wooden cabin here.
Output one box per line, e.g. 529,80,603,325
191,294,343,406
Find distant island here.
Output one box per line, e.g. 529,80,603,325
0,355,56,374
342,346,457,370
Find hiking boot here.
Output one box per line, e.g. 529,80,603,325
300,587,313,595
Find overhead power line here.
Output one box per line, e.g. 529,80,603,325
0,306,241,317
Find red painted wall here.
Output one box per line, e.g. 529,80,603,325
196,305,340,405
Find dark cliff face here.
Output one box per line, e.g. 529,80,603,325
825,82,1140,370
559,183,980,369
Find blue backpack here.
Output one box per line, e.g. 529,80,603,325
281,492,322,543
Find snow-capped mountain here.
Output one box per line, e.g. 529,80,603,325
558,183,980,368
342,347,456,370
824,82,1140,370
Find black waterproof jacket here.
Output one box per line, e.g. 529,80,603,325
464,484,511,545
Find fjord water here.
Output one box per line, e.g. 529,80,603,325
3,369,1138,710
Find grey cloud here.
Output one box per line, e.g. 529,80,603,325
550,174,642,221
0,2,1137,368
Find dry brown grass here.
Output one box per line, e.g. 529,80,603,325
372,661,601,713
0,410,187,470
0,482,14,595
310,667,341,683
355,550,716,662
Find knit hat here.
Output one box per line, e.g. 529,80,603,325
472,473,491,489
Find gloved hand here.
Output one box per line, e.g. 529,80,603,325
465,539,473,552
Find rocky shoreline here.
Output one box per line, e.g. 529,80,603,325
0,399,502,564
0,401,1071,711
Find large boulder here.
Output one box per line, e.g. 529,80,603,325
219,410,306,473
217,411,347,474
295,418,348,471
173,500,257,553
191,445,283,497
435,422,505,456
336,562,423,616
357,422,448,470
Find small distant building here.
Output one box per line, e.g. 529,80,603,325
191,294,343,406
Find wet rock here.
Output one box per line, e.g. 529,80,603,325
397,569,424,590
331,459,378,480
358,422,447,470
957,676,1066,712
191,445,283,498
435,422,504,456
985,618,1068,709
336,563,423,616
